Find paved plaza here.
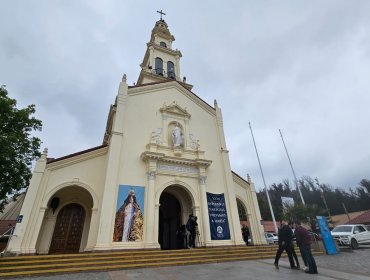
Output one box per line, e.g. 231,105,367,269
9,246,370,280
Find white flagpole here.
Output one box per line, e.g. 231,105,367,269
278,129,305,205
248,122,278,233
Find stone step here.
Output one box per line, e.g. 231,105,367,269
0,246,322,278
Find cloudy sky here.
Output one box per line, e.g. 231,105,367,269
1,1,369,191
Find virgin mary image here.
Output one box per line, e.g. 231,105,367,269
113,189,143,242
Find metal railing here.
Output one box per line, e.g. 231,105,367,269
149,68,177,80
0,225,17,256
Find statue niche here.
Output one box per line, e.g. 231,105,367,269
169,122,184,148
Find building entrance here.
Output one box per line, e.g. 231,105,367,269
49,203,85,254
158,192,184,250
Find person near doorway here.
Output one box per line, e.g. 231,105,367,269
186,214,198,248
274,221,296,269
294,221,318,274
241,225,250,246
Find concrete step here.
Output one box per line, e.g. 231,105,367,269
0,245,322,278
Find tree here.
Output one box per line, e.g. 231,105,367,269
0,85,42,211
282,203,325,231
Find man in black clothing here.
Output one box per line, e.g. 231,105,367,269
242,225,250,246
186,214,198,248
288,221,300,269
274,221,296,269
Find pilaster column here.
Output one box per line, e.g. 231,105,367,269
145,170,156,245
153,203,160,244
86,208,99,250
246,182,266,245
199,175,211,246
27,207,47,254
95,76,128,249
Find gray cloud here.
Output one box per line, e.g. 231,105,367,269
1,0,370,190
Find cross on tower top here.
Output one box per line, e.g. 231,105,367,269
157,10,166,21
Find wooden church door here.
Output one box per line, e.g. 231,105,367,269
49,203,85,254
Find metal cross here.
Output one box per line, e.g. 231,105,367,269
157,10,166,20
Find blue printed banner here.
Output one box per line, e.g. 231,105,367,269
316,216,337,255
206,192,230,240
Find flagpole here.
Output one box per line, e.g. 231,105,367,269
279,129,305,205
248,122,278,233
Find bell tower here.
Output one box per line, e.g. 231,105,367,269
137,12,193,90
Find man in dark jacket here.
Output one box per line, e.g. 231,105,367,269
274,221,296,269
186,214,198,248
294,221,318,274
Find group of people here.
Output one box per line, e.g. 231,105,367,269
274,220,318,274
177,214,199,249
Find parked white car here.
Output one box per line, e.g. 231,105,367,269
264,232,278,244
331,224,370,249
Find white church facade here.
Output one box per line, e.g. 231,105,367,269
8,19,266,255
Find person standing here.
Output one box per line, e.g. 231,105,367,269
274,221,296,269
186,214,198,248
242,225,250,246
294,221,318,274
288,221,300,269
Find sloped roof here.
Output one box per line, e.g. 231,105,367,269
46,144,108,164
331,210,366,225
0,193,25,220
0,220,16,236
347,209,370,225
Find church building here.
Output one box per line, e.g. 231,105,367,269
8,18,266,255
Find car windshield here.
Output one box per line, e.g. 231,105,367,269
332,226,352,232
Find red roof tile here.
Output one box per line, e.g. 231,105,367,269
347,209,370,225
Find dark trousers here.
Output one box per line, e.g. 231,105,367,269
291,244,300,267
298,246,308,266
300,245,317,273
274,242,295,267
189,232,196,248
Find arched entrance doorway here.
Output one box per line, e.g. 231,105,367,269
49,203,85,254
159,192,181,250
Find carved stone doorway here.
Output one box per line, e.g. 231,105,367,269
49,203,85,254
158,192,182,250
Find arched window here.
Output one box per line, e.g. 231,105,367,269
160,41,167,48
237,199,248,221
155,57,163,76
167,61,175,79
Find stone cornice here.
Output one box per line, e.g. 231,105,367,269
147,42,182,57
141,151,212,168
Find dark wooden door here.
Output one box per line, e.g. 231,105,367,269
158,192,181,250
49,203,85,254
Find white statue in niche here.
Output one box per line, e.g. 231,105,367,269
172,123,183,147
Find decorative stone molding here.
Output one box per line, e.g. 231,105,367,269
141,151,211,168
189,134,200,150
160,101,191,118
199,176,207,185
150,128,163,144
148,171,156,180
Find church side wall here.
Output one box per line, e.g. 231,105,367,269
8,150,108,254
233,178,266,245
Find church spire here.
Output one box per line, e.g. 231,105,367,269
136,14,193,90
